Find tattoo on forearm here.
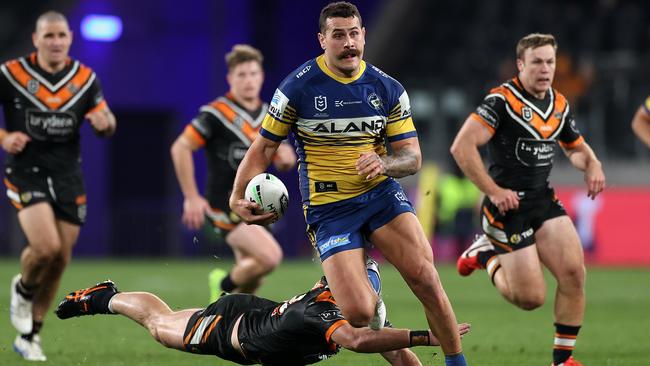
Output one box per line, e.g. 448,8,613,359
382,149,419,178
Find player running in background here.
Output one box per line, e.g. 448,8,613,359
451,33,605,366
631,96,650,148
229,2,467,365
170,45,295,300
0,11,116,361
55,263,470,366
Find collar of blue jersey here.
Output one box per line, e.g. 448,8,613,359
316,54,366,84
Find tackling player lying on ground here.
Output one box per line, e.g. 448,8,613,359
56,274,469,366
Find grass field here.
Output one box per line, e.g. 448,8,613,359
0,258,648,365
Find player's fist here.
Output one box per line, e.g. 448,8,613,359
1,131,31,154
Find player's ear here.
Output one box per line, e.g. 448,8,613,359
516,58,524,72
318,32,326,50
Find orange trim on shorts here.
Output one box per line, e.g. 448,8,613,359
4,178,19,192
75,195,87,205
491,240,512,252
213,220,236,231
183,316,203,345
183,125,206,147
482,206,504,229
201,315,222,343
325,319,348,343
10,201,24,210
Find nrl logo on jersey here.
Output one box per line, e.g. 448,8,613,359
521,106,533,122
314,95,327,112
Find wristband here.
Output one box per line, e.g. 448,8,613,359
409,330,430,347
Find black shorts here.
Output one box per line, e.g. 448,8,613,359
480,187,566,253
184,294,270,365
4,166,86,226
205,205,242,237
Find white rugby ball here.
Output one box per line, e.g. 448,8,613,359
244,173,289,223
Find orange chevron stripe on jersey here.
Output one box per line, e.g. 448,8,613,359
5,59,94,110
491,78,568,139
209,100,259,142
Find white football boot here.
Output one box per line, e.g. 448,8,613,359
13,334,47,361
10,274,33,334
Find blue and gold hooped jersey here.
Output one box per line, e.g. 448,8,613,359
261,55,416,206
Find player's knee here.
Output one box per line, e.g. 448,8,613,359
513,292,545,310
401,260,437,293
559,265,586,292
29,238,63,263
342,300,376,327
255,249,283,274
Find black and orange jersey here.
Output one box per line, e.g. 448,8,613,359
184,279,347,365
471,77,584,191
236,279,347,365
181,93,266,209
0,53,107,173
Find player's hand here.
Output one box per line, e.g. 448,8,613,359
584,163,605,199
488,187,519,215
86,108,115,135
273,143,297,172
230,198,275,226
1,132,31,154
427,323,471,346
182,195,210,230
356,152,386,180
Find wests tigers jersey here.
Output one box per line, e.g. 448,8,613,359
0,53,107,173
261,55,416,206
182,93,266,208
236,279,347,365
472,77,584,191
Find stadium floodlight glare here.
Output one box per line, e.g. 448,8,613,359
80,14,123,42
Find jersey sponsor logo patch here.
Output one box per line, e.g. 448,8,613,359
515,138,555,167
295,65,311,79
334,100,362,108
315,181,338,192
476,105,498,126
26,109,78,142
269,89,289,120
318,233,351,254
318,309,342,321
315,95,328,112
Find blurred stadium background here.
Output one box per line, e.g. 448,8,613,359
0,0,649,365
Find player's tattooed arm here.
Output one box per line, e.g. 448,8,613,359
356,137,422,180
381,148,419,178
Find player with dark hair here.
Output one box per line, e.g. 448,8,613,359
631,96,650,148
0,10,116,361
229,2,467,365
55,270,470,366
170,44,295,299
451,33,605,366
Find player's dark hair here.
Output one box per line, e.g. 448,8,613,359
35,11,68,32
516,33,557,59
319,2,362,33
225,44,264,72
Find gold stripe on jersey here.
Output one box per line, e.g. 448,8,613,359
262,113,293,139
386,116,415,138
644,96,650,113
316,55,366,84
4,58,94,110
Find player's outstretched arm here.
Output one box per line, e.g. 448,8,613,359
331,322,470,353
562,141,605,199
229,135,280,225
631,105,650,148
451,116,519,214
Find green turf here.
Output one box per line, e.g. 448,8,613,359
0,258,648,365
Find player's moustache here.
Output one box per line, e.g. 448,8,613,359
338,49,360,59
